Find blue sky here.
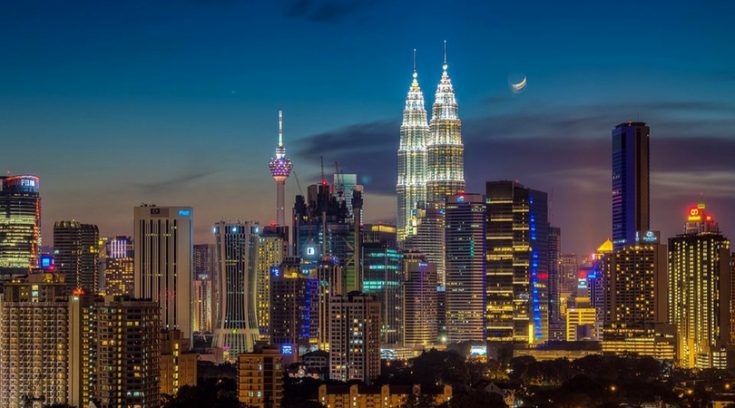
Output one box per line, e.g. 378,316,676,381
1,0,734,255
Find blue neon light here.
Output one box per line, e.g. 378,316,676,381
178,209,191,217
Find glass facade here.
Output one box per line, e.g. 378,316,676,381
0,175,41,278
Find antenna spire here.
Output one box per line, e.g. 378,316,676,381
413,49,417,73
443,40,447,68
278,110,283,147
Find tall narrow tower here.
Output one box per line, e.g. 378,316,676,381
396,50,429,243
427,41,465,204
269,110,294,226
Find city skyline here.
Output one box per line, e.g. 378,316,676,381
2,0,734,257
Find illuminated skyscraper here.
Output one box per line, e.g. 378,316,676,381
612,122,650,248
256,225,288,339
99,236,134,297
0,175,41,278
193,243,216,333
396,51,429,243
268,110,294,227
0,273,69,406
485,181,550,345
134,205,193,340
53,220,100,294
426,42,464,204
445,193,486,343
548,227,564,341
361,224,403,345
213,221,260,360
329,291,381,383
404,205,446,286
669,203,731,368
269,257,318,361
402,250,438,348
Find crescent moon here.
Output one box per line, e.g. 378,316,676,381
511,76,527,93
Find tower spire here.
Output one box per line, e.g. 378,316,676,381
443,40,448,70
413,48,417,76
278,109,283,147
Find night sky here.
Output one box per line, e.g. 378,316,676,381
2,0,734,256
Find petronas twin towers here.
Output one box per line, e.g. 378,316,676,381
397,45,465,243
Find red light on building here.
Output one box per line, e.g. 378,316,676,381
687,206,702,222
72,288,85,296
577,270,588,280
537,272,549,280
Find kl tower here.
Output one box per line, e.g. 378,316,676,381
268,110,293,226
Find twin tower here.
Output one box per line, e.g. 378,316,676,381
396,44,465,242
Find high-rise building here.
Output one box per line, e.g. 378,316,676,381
0,175,41,279
93,296,161,408
134,205,193,340
404,205,446,286
268,110,294,227
256,225,288,339
0,273,69,407
329,291,381,383
602,237,668,340
669,203,732,368
558,254,578,317
238,345,284,408
270,257,319,361
611,122,650,248
445,193,486,343
317,256,343,350
293,182,359,291
213,221,260,360
548,226,563,340
402,250,437,348
334,173,359,218
485,181,551,345
160,329,198,397
396,55,429,243
193,243,216,333
361,224,403,345
99,235,134,297
426,43,464,204
53,221,99,294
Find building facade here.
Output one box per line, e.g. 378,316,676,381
611,122,650,248
485,181,551,345
213,221,260,360
134,205,193,340
160,329,197,397
99,235,134,297
0,175,41,279
396,61,429,243
329,292,381,383
256,225,288,339
402,250,438,348
238,345,284,408
54,220,99,294
668,203,732,368
445,193,486,343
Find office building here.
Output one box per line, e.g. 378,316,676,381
193,243,216,333
329,291,381,383
99,235,134,297
256,225,288,339
361,224,403,345
293,181,359,291
445,193,486,343
403,205,446,286
669,203,732,368
53,220,99,294
426,44,464,204
94,297,160,407
213,221,260,360
611,122,650,248
602,236,668,341
317,256,343,350
160,329,198,397
269,257,319,361
238,345,284,408
134,205,193,339
402,250,438,348
558,254,578,317
334,173,359,219
0,273,69,407
0,175,41,279
268,110,294,227
548,226,563,340
396,57,429,243
485,181,551,345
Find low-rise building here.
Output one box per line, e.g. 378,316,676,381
318,383,452,408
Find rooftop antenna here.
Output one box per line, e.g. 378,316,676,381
443,40,448,69
277,109,283,147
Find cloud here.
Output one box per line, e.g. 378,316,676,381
282,0,377,22
132,170,218,194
